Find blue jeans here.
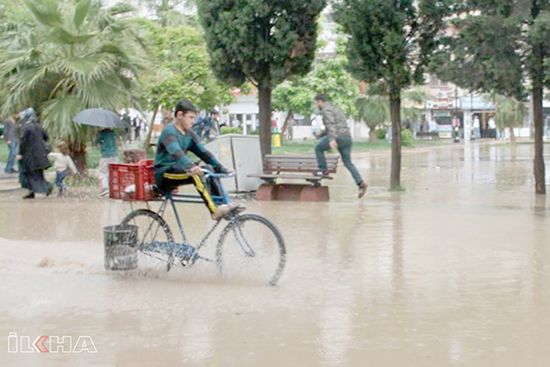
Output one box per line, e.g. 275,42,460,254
315,135,364,186
55,169,69,193
5,140,18,172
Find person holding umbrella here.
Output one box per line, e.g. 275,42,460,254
94,128,119,197
74,108,126,197
17,108,53,199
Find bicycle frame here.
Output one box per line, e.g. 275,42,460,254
132,171,233,251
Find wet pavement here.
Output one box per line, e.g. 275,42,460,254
0,141,549,366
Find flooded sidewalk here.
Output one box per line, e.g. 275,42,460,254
0,142,549,366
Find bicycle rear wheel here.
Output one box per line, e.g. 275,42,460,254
216,214,286,286
121,209,175,271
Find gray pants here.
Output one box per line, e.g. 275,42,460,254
99,157,119,190
315,135,363,186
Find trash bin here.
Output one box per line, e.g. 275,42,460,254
104,225,138,271
272,132,281,148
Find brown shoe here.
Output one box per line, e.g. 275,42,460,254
358,182,368,199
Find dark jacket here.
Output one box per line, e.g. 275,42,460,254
19,121,51,171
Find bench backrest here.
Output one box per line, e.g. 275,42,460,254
263,155,339,174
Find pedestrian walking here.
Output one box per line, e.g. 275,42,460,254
2,113,19,174
94,128,119,197
488,116,496,139
17,108,53,199
313,94,367,199
473,116,481,140
48,142,78,196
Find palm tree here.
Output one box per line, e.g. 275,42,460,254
355,95,389,142
0,0,146,172
402,88,427,129
494,95,527,142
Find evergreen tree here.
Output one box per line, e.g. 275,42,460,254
433,0,550,194
197,0,326,157
334,0,450,190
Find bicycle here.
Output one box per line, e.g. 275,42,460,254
118,167,286,286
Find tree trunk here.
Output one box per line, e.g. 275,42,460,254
509,126,516,143
531,2,546,195
280,109,293,144
532,81,545,194
389,88,402,191
70,141,87,175
368,127,378,143
143,105,160,152
258,80,272,158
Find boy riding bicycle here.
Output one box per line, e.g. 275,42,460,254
154,99,237,220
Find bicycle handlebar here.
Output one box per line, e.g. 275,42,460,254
201,168,235,179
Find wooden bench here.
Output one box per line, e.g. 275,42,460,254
248,155,339,201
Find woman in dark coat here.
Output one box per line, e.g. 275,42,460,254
18,108,53,199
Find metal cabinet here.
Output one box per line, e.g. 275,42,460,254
205,134,262,192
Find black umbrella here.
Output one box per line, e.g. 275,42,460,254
74,108,127,129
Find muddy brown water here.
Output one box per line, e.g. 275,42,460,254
0,142,549,366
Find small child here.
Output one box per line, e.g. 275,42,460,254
48,142,78,196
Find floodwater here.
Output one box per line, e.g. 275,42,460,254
0,141,549,366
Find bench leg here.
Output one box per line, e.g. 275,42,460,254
256,184,275,201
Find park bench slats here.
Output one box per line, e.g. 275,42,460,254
249,154,339,187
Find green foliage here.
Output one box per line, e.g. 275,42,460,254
197,0,326,157
432,2,550,98
140,20,234,111
0,0,146,147
197,0,326,87
401,129,414,147
376,128,387,140
334,0,451,92
220,126,242,135
139,0,197,27
402,88,427,123
493,95,527,129
355,94,389,130
273,56,359,118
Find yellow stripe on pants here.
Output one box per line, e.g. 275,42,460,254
163,172,218,213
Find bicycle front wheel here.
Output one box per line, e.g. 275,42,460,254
121,209,175,271
216,214,286,286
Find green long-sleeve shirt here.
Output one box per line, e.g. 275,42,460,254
154,123,222,181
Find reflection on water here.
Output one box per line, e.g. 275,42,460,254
0,142,549,366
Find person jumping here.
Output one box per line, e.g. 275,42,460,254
314,94,367,199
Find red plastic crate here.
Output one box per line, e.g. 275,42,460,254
109,160,155,201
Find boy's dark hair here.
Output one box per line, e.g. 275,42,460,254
314,93,327,102
174,99,198,117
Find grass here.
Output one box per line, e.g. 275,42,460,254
0,138,449,169
273,138,447,155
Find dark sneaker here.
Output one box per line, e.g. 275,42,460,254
46,184,54,197
313,170,330,177
358,182,368,199
23,192,35,199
